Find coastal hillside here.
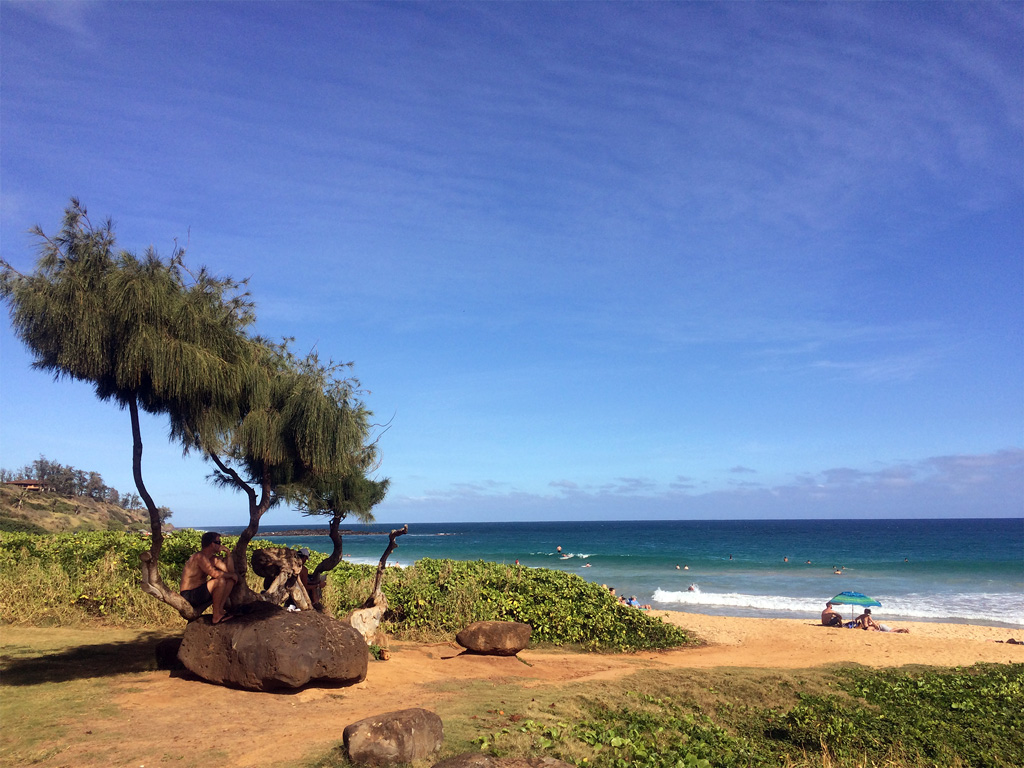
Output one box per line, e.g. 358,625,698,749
0,484,153,534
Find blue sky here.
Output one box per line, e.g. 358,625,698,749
1,1,1021,526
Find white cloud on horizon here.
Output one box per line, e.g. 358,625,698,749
380,448,1024,521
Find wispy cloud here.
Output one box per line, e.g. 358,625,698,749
383,449,1024,520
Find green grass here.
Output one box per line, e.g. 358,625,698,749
0,628,174,768
303,663,1024,768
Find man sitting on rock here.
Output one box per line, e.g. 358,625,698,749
180,531,239,624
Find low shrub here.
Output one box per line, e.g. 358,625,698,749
378,558,698,651
0,533,698,650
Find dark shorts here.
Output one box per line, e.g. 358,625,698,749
181,583,212,608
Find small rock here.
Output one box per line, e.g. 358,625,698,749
343,708,443,766
455,621,532,656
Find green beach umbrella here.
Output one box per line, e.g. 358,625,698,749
831,591,882,620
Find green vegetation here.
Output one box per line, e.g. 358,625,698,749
0,531,694,651
438,665,1024,768
1,200,387,617
372,557,695,651
2,532,1021,767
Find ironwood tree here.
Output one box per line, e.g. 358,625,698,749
172,338,386,608
1,200,253,619
2,199,389,619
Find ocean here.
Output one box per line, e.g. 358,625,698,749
217,518,1024,628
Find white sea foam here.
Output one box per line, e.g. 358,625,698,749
346,556,404,568
651,589,1024,626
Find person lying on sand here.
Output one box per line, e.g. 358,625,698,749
180,531,239,624
821,601,844,627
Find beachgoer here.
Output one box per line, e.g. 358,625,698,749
821,601,843,627
855,608,880,631
180,531,238,624
877,623,910,633
784,557,789,562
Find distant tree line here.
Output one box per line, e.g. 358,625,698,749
0,455,172,521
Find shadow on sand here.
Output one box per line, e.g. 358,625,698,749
0,631,176,686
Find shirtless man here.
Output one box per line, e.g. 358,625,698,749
821,601,843,627
856,608,880,631
180,531,239,624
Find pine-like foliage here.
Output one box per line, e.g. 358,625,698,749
0,199,254,420
2,199,390,607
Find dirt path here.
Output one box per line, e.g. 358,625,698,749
3,613,1021,768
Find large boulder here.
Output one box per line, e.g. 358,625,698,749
433,755,574,768
455,621,532,656
343,708,444,766
178,601,367,691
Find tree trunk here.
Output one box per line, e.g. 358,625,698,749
251,548,312,610
129,397,210,619
129,397,163,558
311,512,346,577
347,525,407,643
366,524,408,606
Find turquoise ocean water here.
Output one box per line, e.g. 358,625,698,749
217,518,1024,628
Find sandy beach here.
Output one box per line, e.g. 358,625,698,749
4,611,1021,768
656,610,1023,668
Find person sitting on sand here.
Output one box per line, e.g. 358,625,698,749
180,531,239,624
821,601,843,627
855,608,880,630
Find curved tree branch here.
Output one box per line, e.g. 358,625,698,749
365,524,408,607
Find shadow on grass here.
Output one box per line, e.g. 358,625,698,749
0,631,177,686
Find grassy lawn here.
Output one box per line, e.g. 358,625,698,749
0,627,177,767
